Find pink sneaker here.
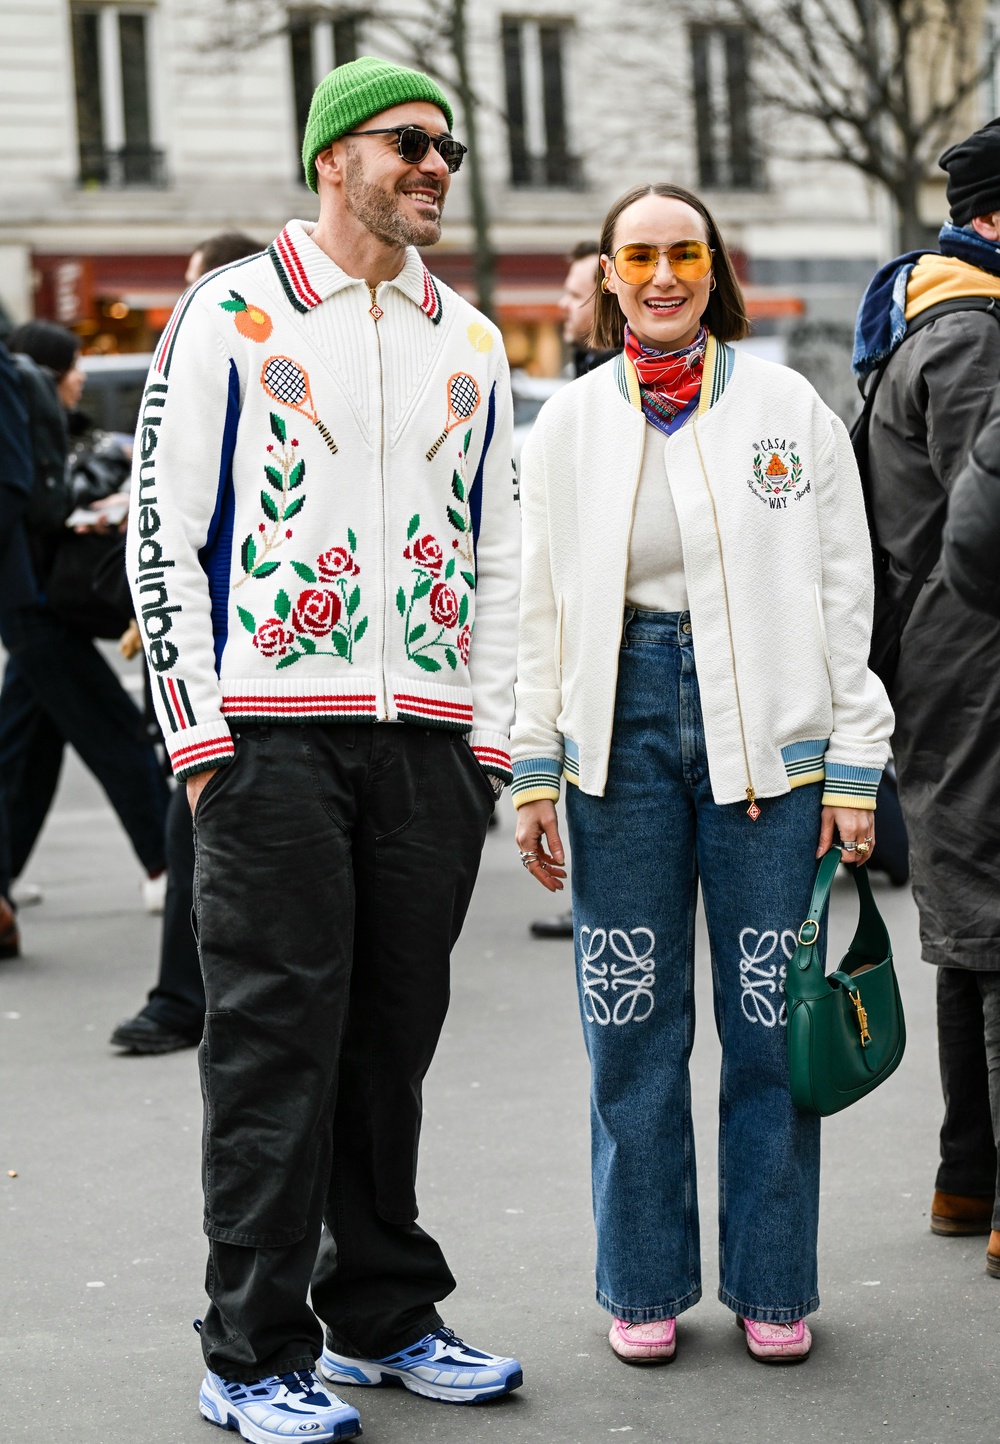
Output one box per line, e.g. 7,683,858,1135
608,1317,677,1365
738,1316,812,1364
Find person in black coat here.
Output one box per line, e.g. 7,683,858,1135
0,340,37,957
943,388,1000,617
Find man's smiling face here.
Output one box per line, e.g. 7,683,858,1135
333,100,454,248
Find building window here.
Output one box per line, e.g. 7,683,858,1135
288,11,360,160
71,5,164,187
690,25,757,189
501,17,581,188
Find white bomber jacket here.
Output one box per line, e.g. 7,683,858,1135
511,338,894,811
127,220,519,781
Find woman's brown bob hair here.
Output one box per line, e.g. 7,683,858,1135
591,183,750,350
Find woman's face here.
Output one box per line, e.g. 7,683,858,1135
57,357,85,410
601,194,713,351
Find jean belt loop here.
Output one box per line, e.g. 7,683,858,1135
622,606,636,649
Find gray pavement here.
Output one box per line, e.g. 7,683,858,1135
0,746,996,1444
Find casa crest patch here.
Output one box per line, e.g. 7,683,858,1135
748,439,811,509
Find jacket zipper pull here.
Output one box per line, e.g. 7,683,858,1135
746,787,761,822
368,285,383,322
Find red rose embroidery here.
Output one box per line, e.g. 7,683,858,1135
404,533,443,575
292,588,341,637
429,583,459,629
457,624,471,664
317,545,358,581
253,617,295,658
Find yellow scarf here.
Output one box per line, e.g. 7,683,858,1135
905,253,1000,321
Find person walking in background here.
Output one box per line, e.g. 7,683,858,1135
855,118,1000,1273
111,231,263,1056
0,340,38,958
0,322,169,921
513,182,893,1366
127,57,522,1444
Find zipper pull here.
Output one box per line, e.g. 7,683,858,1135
368,285,384,322
746,787,761,822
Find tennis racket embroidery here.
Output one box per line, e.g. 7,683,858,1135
260,355,338,455
426,372,481,461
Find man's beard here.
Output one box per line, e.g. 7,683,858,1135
344,147,443,247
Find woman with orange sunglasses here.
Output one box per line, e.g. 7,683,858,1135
511,183,893,1366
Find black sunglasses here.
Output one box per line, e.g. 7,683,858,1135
345,125,467,173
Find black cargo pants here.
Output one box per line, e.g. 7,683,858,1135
193,721,496,1381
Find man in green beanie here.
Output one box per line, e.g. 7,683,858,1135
128,56,523,1444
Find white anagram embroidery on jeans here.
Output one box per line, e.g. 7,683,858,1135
738,928,797,1027
580,927,656,1025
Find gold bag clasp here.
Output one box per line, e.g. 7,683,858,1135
850,989,871,1048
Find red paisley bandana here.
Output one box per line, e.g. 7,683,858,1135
624,324,707,435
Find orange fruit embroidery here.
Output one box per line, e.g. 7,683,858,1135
765,452,788,478
219,290,273,342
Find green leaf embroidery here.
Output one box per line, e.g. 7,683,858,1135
264,465,283,491
452,471,465,502
447,506,466,532
283,496,304,521
270,412,287,443
291,560,316,582
274,589,290,621
413,653,441,672
219,291,247,313
237,606,256,634
298,635,316,654
413,576,432,600
407,513,420,540
445,557,456,580
396,586,406,617
261,490,279,521
458,593,469,626
330,631,349,657
347,527,357,551
288,460,305,489
275,652,300,669
463,428,473,453
241,535,256,573
444,648,457,670
354,615,369,642
346,585,360,617
461,570,476,589
253,561,279,579
409,622,426,643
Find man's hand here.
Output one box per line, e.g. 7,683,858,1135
186,767,220,816
514,799,567,892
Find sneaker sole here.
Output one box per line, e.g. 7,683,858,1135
198,1383,362,1442
610,1346,676,1367
318,1357,522,1405
987,1253,1000,1279
930,1215,993,1236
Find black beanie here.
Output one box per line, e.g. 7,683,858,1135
6,320,79,379
939,117,1000,225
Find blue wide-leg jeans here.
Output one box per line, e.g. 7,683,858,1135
565,610,825,1325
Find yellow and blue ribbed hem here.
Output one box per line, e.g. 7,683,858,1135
821,761,881,810
511,757,561,809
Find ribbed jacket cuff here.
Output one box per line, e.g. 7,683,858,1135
511,756,562,808
821,761,881,809
167,722,236,781
468,730,512,783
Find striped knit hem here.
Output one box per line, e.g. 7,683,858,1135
511,757,562,806
823,762,881,805
782,739,827,790
822,791,877,809
168,727,235,781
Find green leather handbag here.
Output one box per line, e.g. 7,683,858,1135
785,846,906,1116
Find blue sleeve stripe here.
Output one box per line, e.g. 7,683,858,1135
198,358,240,673
468,381,496,564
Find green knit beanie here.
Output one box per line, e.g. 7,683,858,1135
302,55,455,192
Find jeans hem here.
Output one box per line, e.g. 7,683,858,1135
719,1287,819,1323
205,1351,319,1383
596,1283,702,1322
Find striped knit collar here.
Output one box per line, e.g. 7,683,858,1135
614,333,734,418
268,219,443,324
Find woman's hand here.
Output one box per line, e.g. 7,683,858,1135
514,799,567,892
817,806,875,866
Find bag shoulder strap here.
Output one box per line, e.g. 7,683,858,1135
793,848,890,974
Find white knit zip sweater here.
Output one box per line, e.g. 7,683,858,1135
126,220,519,781
511,341,893,810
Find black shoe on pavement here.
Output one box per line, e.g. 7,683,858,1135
110,1013,199,1054
530,909,574,940
0,896,20,959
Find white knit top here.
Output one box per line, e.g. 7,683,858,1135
625,424,689,613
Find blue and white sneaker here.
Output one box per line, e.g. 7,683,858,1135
198,1368,362,1442
318,1325,522,1404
